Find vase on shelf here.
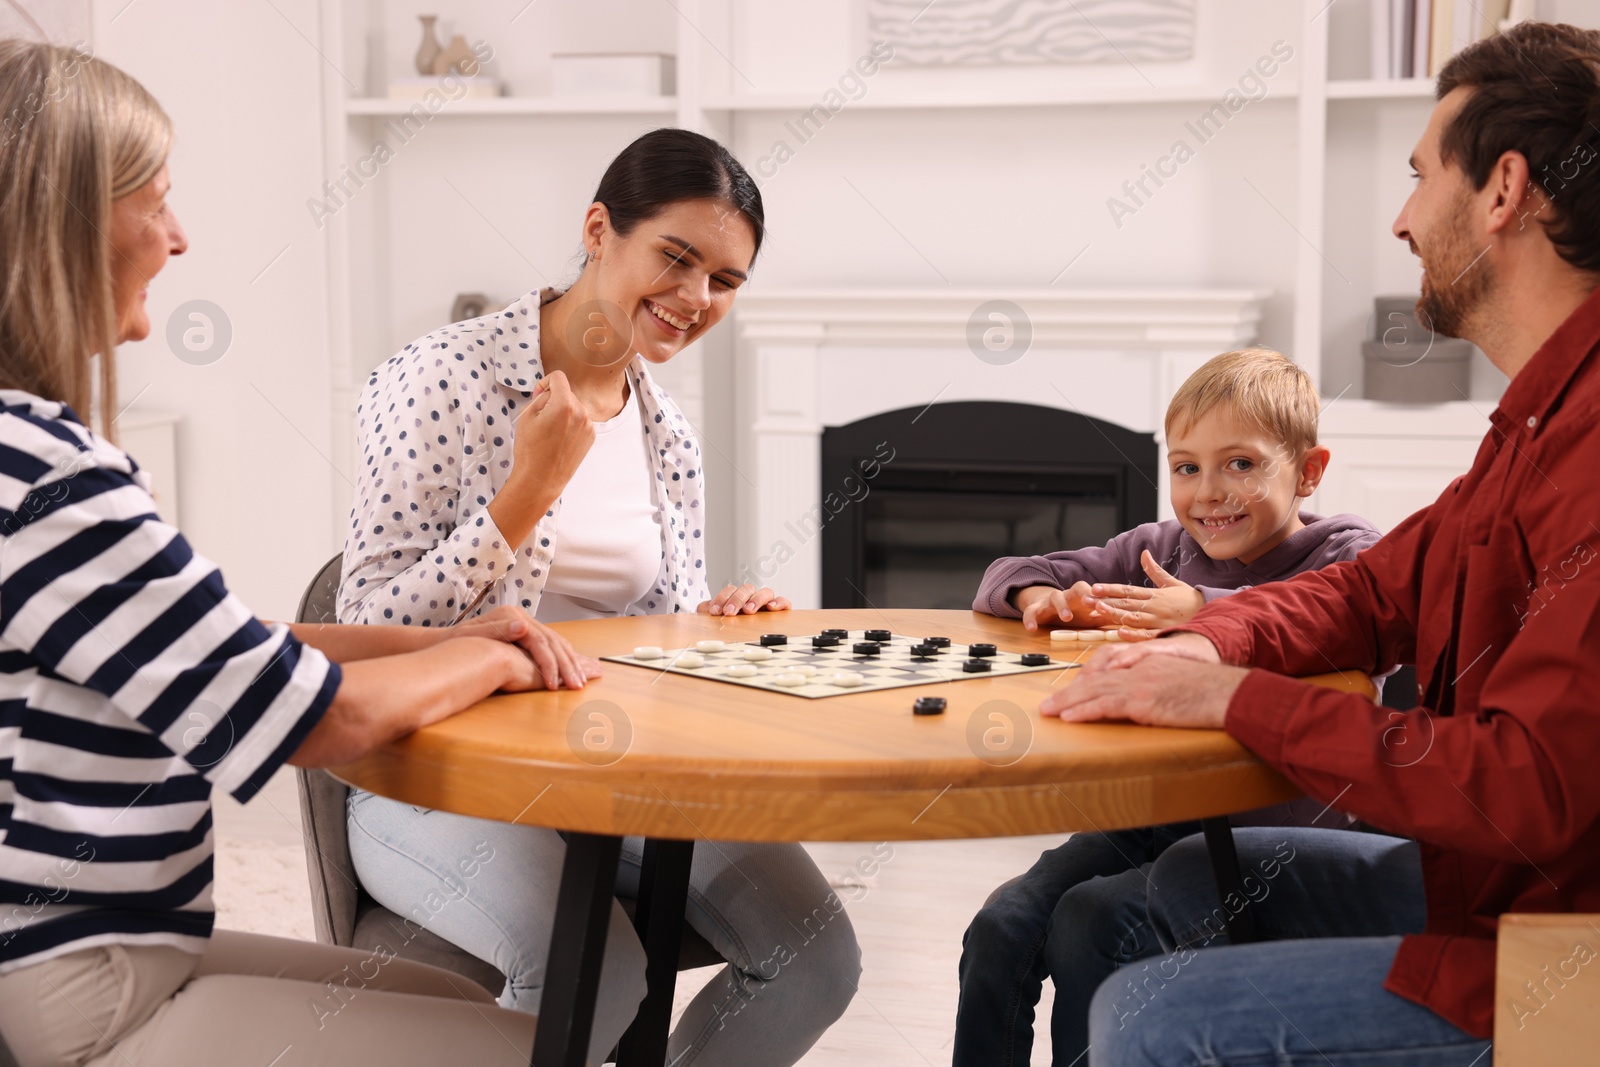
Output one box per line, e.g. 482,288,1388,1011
414,15,443,77
433,34,480,77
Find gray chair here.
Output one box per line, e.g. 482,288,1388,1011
0,1031,16,1067
292,554,720,1002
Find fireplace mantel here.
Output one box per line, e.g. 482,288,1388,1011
732,287,1272,607
737,287,1271,346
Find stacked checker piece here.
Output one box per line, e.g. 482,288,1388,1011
1047,628,1166,649
605,629,1079,707
1050,629,1129,644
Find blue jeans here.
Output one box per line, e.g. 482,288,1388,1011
1089,828,1490,1066
953,822,1202,1067
347,792,860,1067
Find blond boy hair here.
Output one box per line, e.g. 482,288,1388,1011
1164,347,1319,458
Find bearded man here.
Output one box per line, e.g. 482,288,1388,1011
1044,21,1600,1066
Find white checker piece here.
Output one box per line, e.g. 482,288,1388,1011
603,630,1079,699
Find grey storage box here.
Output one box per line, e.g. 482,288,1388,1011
1362,336,1474,402
1362,294,1474,403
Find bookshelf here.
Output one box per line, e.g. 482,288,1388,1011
342,96,679,116
1325,77,1436,99
314,1,1589,554
317,1,1462,407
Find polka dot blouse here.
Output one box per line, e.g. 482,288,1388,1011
337,287,709,626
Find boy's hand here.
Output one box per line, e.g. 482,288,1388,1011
1085,551,1206,630
1016,582,1123,632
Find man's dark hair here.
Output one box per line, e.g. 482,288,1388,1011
1438,21,1600,272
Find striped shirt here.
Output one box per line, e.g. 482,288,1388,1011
0,390,341,973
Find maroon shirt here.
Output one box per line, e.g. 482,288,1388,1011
1179,285,1600,1038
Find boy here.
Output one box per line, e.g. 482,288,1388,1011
956,347,1381,1067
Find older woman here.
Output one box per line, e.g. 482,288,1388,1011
338,129,862,1066
0,39,578,1066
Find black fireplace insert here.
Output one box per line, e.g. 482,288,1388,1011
820,401,1159,609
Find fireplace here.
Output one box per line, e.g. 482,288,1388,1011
821,401,1158,609
734,287,1269,608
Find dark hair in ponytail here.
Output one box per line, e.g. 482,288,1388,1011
591,128,765,262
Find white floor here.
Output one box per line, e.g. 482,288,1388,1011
214,769,1062,1065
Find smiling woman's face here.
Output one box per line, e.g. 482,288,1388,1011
583,197,755,365
108,163,187,344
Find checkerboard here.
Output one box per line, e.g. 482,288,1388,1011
602,630,1080,699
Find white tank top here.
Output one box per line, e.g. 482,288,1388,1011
535,390,663,622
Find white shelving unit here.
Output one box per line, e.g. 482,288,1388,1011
1288,2,1479,398
342,96,679,116
703,86,1302,110
315,1,1584,553
1325,77,1437,99
317,1,716,540
316,2,1499,387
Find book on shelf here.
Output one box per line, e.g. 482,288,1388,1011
1371,0,1519,81
1371,0,1422,80
1429,0,1511,78
1389,0,1414,79
1428,0,1453,75
1412,0,1432,79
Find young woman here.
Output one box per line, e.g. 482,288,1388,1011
0,38,588,1065
338,129,861,1065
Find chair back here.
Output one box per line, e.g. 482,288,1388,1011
296,551,342,625
288,551,721,984
294,764,363,947
294,554,363,946
1380,664,1418,711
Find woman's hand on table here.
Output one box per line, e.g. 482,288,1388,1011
697,584,792,616
1041,631,1234,725
455,605,601,690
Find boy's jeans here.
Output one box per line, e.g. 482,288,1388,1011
953,822,1203,1067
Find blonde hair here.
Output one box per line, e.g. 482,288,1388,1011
1164,347,1320,457
0,38,172,441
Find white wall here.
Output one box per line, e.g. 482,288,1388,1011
710,0,1302,584
317,1,1322,594
724,0,1303,351
78,0,1589,605
93,0,337,619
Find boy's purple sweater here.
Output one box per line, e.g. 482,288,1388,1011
974,511,1382,831
974,511,1381,618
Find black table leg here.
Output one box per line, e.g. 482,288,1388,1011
532,832,623,1067
616,838,696,1067
1200,816,1259,945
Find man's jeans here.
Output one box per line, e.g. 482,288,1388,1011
1089,828,1491,1066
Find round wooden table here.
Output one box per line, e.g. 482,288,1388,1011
332,609,1373,1067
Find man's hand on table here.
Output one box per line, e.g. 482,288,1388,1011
455,605,602,691
1040,632,1248,728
